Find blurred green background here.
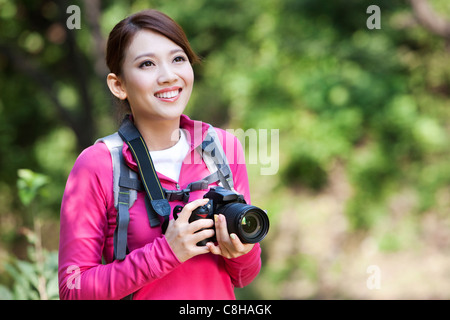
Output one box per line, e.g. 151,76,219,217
1,0,449,299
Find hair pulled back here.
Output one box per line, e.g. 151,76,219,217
106,9,200,76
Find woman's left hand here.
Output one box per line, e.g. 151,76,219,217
206,214,254,259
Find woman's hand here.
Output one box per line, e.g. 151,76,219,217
207,214,254,259
164,198,215,263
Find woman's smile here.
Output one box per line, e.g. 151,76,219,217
154,86,182,101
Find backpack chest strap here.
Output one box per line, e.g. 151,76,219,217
121,170,226,203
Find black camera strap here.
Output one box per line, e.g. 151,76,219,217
117,116,171,233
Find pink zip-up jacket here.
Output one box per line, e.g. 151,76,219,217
58,114,262,300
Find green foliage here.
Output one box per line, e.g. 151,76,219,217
17,169,49,207
0,237,59,300
1,170,58,300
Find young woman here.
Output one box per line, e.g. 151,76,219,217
58,9,261,300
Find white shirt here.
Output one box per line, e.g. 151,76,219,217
149,129,190,182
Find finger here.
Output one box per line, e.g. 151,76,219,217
207,242,222,255
192,228,215,244
176,198,210,223
229,233,246,253
188,218,214,233
214,214,233,257
189,244,211,257
215,214,232,246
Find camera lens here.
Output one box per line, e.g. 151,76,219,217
241,213,260,237
217,203,269,244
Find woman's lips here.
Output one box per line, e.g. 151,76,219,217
154,87,182,101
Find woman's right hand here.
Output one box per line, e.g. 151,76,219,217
164,198,215,263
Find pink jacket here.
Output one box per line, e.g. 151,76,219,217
58,115,261,300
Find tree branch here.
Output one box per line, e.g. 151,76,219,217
409,0,450,39
82,0,108,79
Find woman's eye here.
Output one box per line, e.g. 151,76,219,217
173,56,186,63
139,60,155,68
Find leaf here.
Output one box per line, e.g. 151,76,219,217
0,285,13,300
16,169,49,207
14,260,39,289
46,276,59,300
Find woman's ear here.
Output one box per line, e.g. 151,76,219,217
107,73,127,100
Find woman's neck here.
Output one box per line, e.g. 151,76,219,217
134,117,181,151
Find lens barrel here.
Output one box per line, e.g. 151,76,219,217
217,203,269,244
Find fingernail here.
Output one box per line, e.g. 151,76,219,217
230,234,236,240
214,214,218,223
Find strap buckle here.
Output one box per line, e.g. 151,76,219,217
165,189,190,203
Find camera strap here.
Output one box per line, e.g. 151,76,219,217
118,116,171,233
97,115,236,264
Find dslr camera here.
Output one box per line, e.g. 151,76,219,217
173,186,269,246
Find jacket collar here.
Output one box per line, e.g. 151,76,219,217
122,114,211,171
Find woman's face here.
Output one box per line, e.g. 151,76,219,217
114,29,194,122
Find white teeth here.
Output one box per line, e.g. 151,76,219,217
155,89,179,99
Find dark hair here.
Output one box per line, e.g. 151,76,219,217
106,9,200,76
105,10,200,116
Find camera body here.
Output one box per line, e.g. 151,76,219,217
173,186,269,246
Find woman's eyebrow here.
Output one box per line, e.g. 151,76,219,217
133,49,185,62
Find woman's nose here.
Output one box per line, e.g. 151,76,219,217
157,63,177,84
